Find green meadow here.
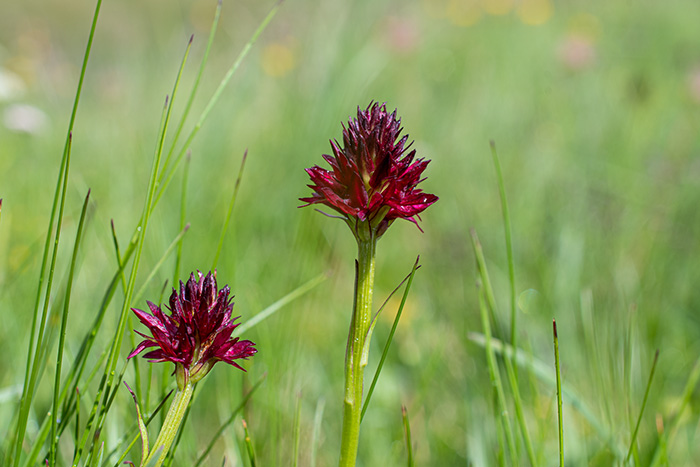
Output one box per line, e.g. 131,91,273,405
1,0,700,465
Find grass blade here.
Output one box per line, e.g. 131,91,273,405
192,373,266,467
309,398,325,467
153,0,284,210
49,189,91,465
293,391,302,467
625,349,659,463
401,405,414,467
649,355,700,466
234,273,326,335
361,257,420,421
212,150,247,271
553,319,564,467
242,419,256,467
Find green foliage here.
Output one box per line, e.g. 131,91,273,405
2,0,700,465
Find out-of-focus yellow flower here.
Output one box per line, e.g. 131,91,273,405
261,42,296,78
483,0,514,16
518,0,553,26
447,0,482,27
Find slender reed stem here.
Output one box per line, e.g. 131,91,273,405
339,238,376,467
553,319,564,467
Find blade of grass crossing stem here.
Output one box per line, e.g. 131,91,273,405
476,280,517,463
159,0,222,180
361,258,420,421
242,419,257,467
153,0,284,209
649,356,700,467
89,38,193,449
75,61,178,463
489,142,517,352
13,133,73,467
401,405,414,467
625,350,659,464
293,392,302,467
235,273,326,335
174,152,191,284
470,229,536,465
553,320,564,467
310,398,325,467
212,150,247,270
49,190,91,465
193,374,266,467
12,0,102,456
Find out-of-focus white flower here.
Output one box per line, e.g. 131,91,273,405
0,69,27,101
3,103,48,134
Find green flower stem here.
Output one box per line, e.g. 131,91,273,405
143,381,194,467
339,238,376,467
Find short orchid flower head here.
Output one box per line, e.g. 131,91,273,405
300,102,438,241
128,271,257,388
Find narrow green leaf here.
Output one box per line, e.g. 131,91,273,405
293,391,302,467
626,349,659,464
49,189,91,465
242,420,256,467
553,320,564,467
193,373,266,467
124,383,149,465
401,405,414,467
361,257,420,421
212,150,247,271
234,273,326,336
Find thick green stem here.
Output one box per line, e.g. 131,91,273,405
339,238,376,467
143,381,193,467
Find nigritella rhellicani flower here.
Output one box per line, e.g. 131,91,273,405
300,101,438,240
128,270,256,389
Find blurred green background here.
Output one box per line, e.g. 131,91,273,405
2,0,700,465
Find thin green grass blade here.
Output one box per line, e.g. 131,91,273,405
153,0,284,209
14,131,73,466
234,273,326,335
86,33,193,450
649,355,700,467
470,227,537,465
75,65,178,463
489,141,517,350
49,189,91,466
124,383,150,465
361,257,420,421
159,0,222,180
553,320,564,467
192,373,266,467
467,332,625,458
242,419,256,467
309,398,325,467
625,349,659,464
173,152,191,285
212,150,247,270
133,224,190,306
401,405,414,467
477,281,517,464
293,391,302,467
107,390,173,466
12,0,103,458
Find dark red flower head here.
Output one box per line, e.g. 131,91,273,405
300,102,438,240
128,271,257,388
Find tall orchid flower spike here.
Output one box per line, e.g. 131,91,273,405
300,101,438,241
128,271,256,467
301,102,437,467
